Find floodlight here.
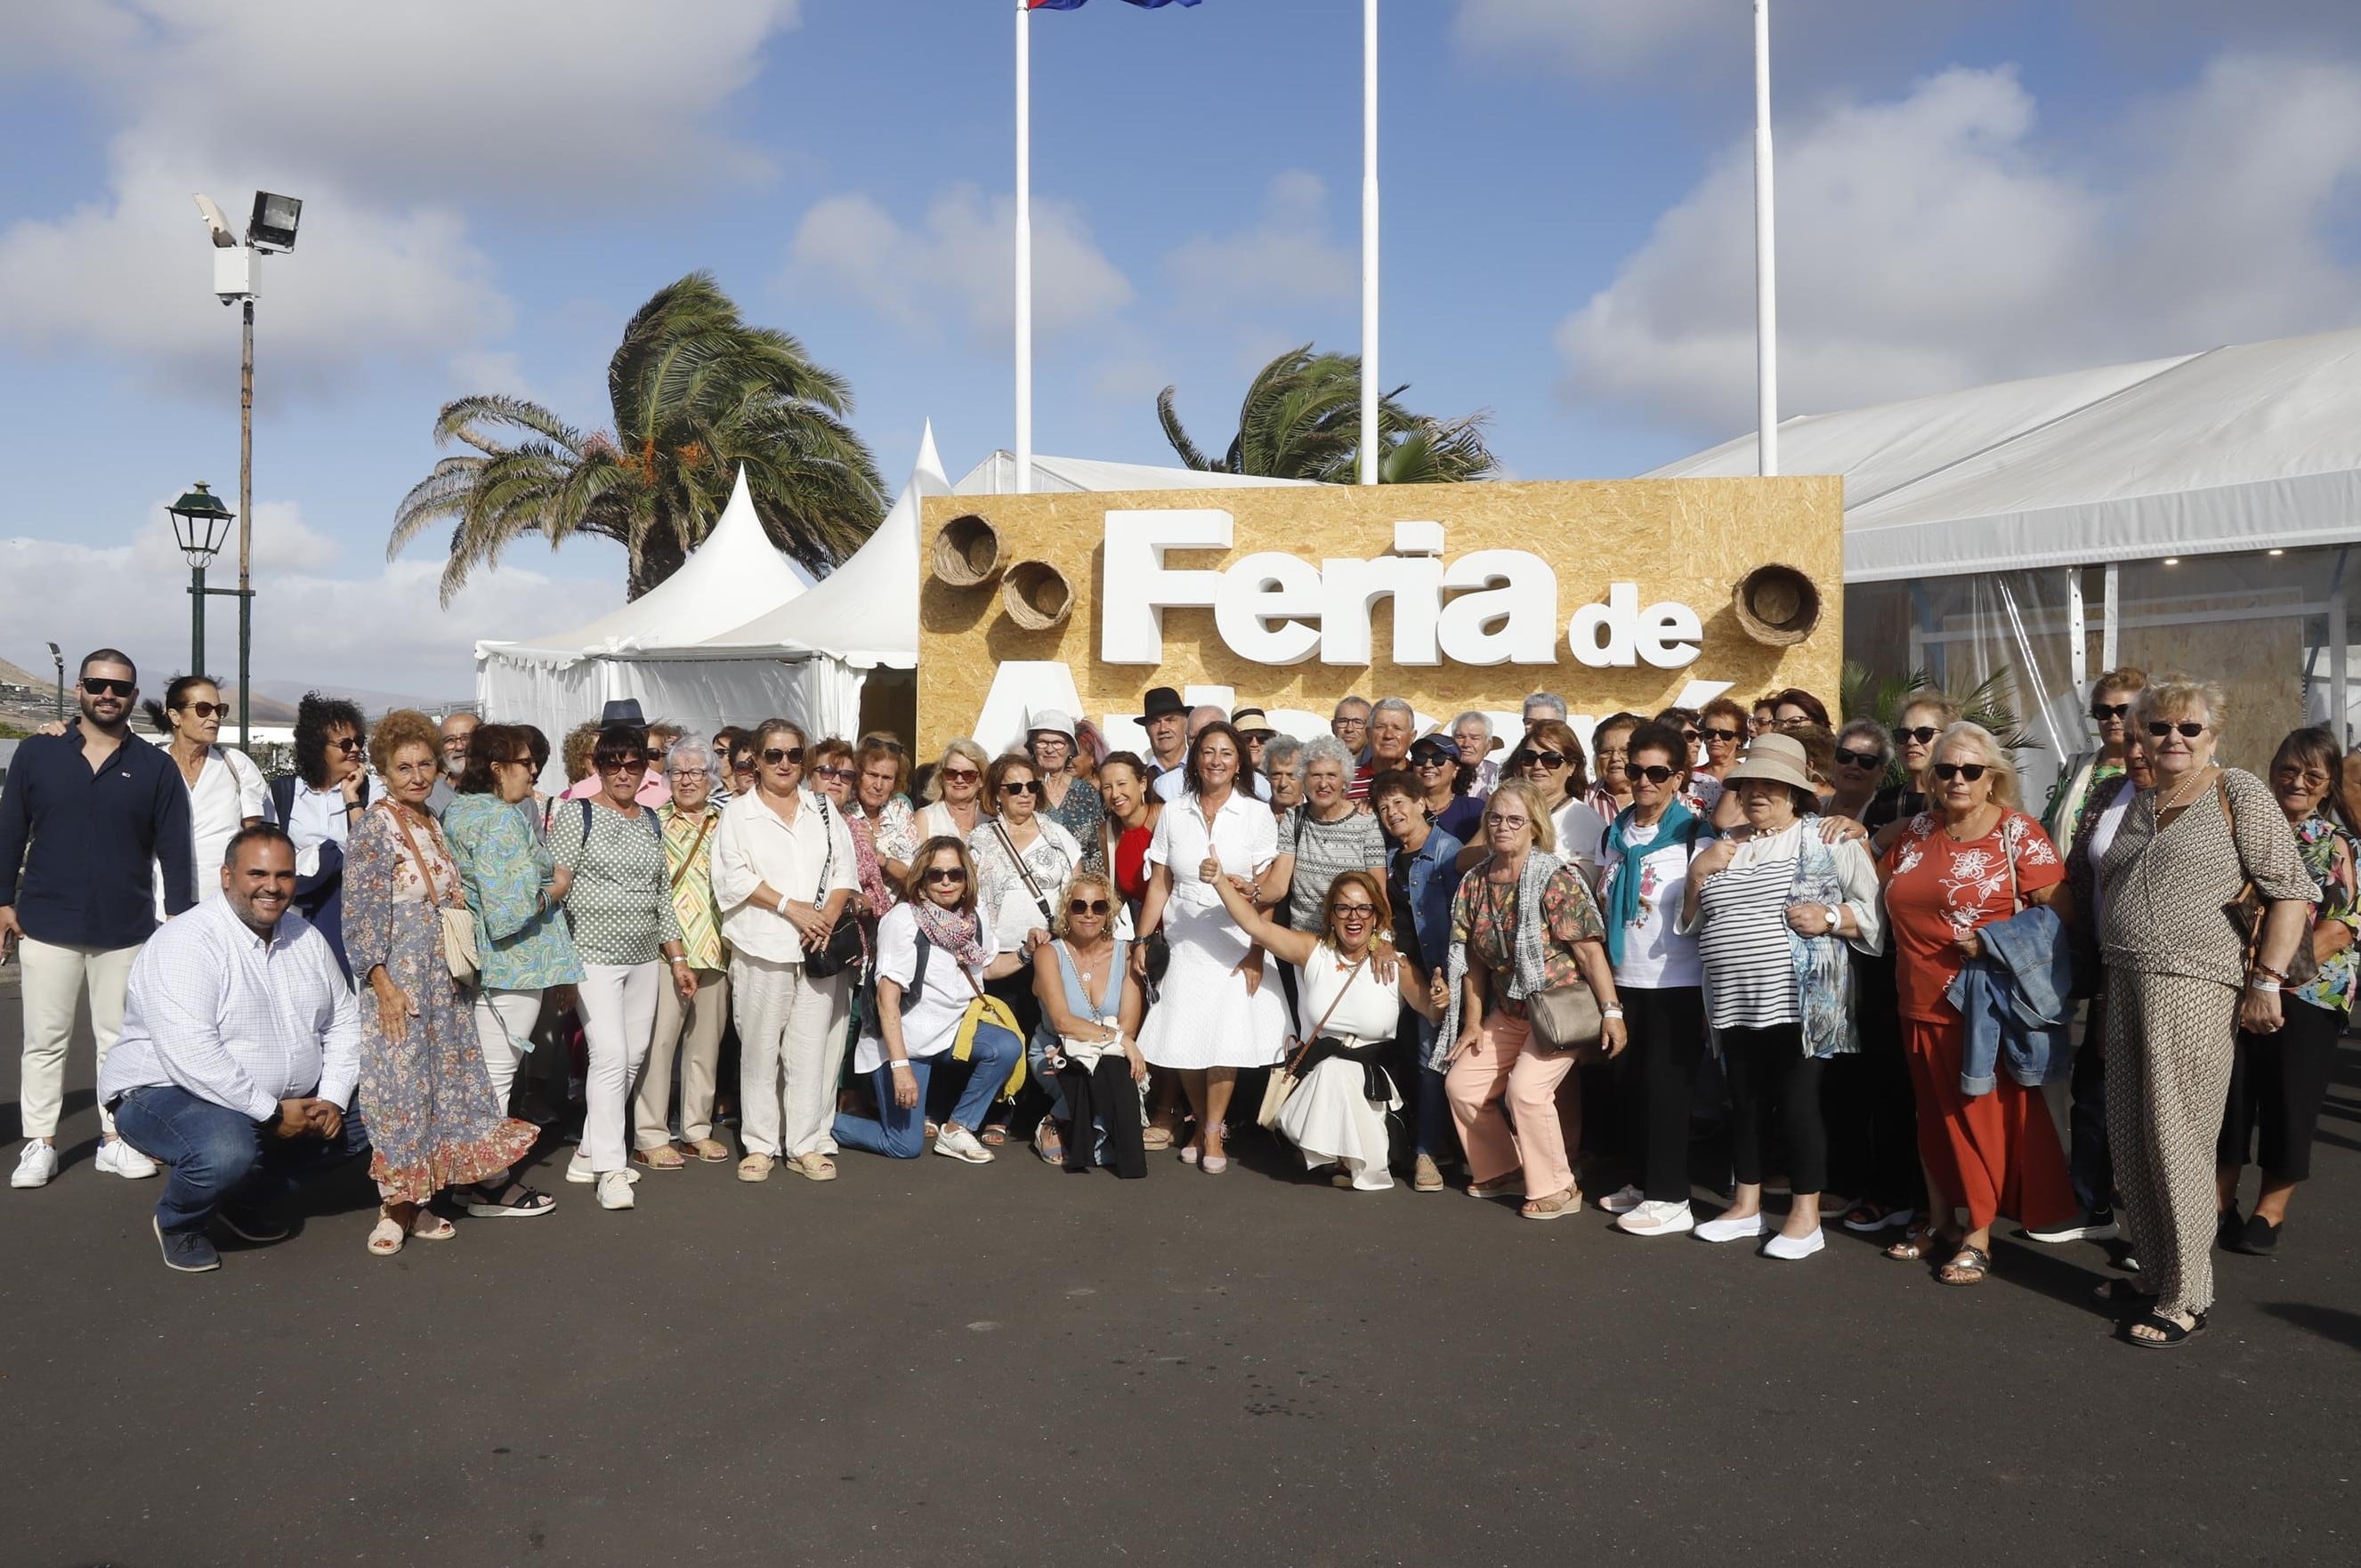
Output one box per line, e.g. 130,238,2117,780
192,193,239,247
248,190,302,252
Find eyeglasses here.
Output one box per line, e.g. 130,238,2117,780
497,756,536,770
813,765,855,782
1836,748,1884,771
331,736,363,753
1520,751,1567,770
940,767,981,785
2274,766,2331,788
596,755,647,772
1485,813,1532,830
1631,764,1679,785
1701,726,1742,744
1932,762,1988,782
1896,726,1940,746
761,747,804,766
1593,747,1628,762
664,766,706,780
922,866,968,885
1333,904,1376,921
177,700,229,719
2148,721,2206,740
1067,897,1111,916
2091,702,2131,721
80,677,134,698
999,780,1043,797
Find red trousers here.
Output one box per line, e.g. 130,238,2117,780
1903,1017,2077,1233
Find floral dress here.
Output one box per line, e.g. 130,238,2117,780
2290,814,2361,1016
346,802,538,1204
1041,775,1107,876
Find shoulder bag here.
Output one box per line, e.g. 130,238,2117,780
1502,869,1602,1055
2220,775,2320,988
1257,954,1367,1128
390,803,480,986
802,795,867,979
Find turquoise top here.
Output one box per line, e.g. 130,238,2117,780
441,793,585,990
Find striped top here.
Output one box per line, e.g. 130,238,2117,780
1694,822,1807,1030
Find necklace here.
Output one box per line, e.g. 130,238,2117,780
2158,762,2216,817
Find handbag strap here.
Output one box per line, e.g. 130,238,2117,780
385,803,461,911
993,818,1057,926
669,810,716,892
1285,953,1368,1071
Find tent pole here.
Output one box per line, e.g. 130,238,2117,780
2333,548,2350,745
2066,566,2088,700
1015,1,1033,494
2100,562,2119,672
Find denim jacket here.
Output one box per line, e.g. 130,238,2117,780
1945,902,2075,1095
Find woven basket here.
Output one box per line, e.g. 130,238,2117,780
931,513,1002,586
1001,560,1074,631
1731,563,1822,646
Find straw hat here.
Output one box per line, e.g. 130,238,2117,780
1721,732,1817,797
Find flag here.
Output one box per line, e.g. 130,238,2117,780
1026,1,1200,11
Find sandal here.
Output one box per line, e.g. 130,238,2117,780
1468,1175,1523,1200
367,1211,407,1257
463,1180,555,1218
979,1125,1010,1148
1884,1223,1957,1262
1936,1244,1992,1286
632,1145,686,1171
1033,1120,1065,1167
2125,1308,2207,1348
737,1152,776,1183
683,1138,732,1163
1141,1125,1176,1151
408,1210,457,1242
1520,1187,1582,1221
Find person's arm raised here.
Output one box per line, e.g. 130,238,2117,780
1206,856,1318,967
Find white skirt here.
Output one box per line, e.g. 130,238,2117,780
1136,899,1289,1069
1276,1056,1399,1191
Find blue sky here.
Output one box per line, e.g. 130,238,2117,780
2,0,2356,698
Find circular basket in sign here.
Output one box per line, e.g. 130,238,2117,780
1001,560,1074,631
1732,563,1822,646
931,513,1002,586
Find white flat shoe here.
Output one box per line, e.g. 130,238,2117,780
1762,1227,1825,1261
1694,1213,1766,1244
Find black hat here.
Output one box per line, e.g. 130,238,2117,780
600,699,647,726
1137,686,1186,723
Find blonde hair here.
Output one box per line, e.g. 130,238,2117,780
1054,869,1120,939
1484,778,1557,853
1899,689,1961,728
925,738,990,803
2135,675,2227,735
1932,721,2023,812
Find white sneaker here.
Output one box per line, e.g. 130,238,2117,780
934,1124,993,1165
1762,1226,1826,1261
1616,1199,1695,1236
567,1153,640,1185
595,1170,635,1210
12,1142,60,1189
96,1139,158,1179
1694,1213,1767,1244
1596,1184,1645,1216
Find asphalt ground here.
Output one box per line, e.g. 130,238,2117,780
4,974,2358,1568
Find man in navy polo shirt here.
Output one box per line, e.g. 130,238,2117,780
0,649,195,1189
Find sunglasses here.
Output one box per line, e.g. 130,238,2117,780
1701,726,1742,743
80,677,134,698
1411,751,1453,767
813,765,855,782
940,766,981,784
2148,721,2206,740
999,780,1043,797
596,755,647,772
1932,762,1988,782
868,739,908,755
1067,897,1112,916
922,866,968,885
1836,748,1884,771
1630,764,1680,785
176,700,230,719
1896,726,1940,746
332,736,363,753
1520,751,1568,770
2091,702,2131,721
761,747,804,766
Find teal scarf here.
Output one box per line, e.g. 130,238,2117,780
1603,799,1698,968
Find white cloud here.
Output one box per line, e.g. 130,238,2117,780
130,498,338,578
1556,55,2361,437
1166,170,1354,317
785,184,1133,344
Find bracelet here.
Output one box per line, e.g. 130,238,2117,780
2251,962,2288,982
2249,978,2282,994
889,1059,913,1071
1601,1006,1625,1019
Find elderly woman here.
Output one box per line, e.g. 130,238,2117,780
1681,733,1884,1259
2092,682,2311,1346
832,837,1026,1163
2044,667,2148,861
2215,726,2359,1256
347,710,539,1253
1409,732,1485,845
552,723,697,1211
1500,719,1606,884
811,737,892,921
1271,734,1388,936
1695,697,1751,791
1439,779,1626,1219
150,675,265,912
1581,712,1639,823
439,723,577,1214
1030,869,1147,1174
1264,734,1306,816
1452,711,1503,796
1825,720,1892,822
713,718,858,1184
629,734,732,1169
1768,689,1832,731
1133,722,1291,1172
1868,691,1959,837
849,737,918,895
915,739,989,843
1213,867,1446,1191
1880,723,2074,1285
1027,710,1106,874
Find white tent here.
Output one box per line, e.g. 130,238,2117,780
953,449,1320,496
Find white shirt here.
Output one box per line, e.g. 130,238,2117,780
158,746,268,916
711,787,859,964
1600,816,1705,990
1148,788,1279,911
100,896,361,1120
1551,796,1609,882
273,773,381,877
855,901,1002,1074
969,815,1083,950
2083,778,2138,925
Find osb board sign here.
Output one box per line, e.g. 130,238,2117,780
918,477,1843,758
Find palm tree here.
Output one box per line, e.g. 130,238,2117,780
1841,660,2042,788
1156,344,1500,484
391,272,885,603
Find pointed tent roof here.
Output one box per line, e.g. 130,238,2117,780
475,466,816,663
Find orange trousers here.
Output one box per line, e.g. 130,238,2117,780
1903,1017,2077,1233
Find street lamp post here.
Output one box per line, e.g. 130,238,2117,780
45,642,62,723
167,484,242,685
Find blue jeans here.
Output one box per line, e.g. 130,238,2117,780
832,1022,1022,1159
1029,1030,1070,1123
1399,1013,1453,1160
112,1084,372,1235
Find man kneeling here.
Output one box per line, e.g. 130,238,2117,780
101,824,368,1273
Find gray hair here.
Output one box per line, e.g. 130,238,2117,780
1523,691,1568,722
1836,719,1891,765
1303,733,1356,776
1262,734,1304,778
1370,696,1416,726
1451,711,1493,738
666,731,720,781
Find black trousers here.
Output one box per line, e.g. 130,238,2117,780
2067,999,2114,1215
1720,1024,1828,1196
1059,1057,1147,1178
2220,995,2343,1182
1823,950,1920,1209
1619,987,1707,1202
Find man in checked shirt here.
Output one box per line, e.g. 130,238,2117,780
100,824,370,1273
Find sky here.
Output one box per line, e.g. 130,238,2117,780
2,0,2357,700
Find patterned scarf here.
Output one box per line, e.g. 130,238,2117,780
1783,816,1857,1058
912,896,988,969
1603,798,1697,968
1431,847,1565,1072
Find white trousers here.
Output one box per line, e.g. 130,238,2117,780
732,954,845,1159
471,987,545,1117
576,962,659,1173
18,937,140,1141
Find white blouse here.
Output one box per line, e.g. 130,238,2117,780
160,746,268,915
1147,788,1279,912
854,902,1001,1074
711,788,859,965
969,816,1082,951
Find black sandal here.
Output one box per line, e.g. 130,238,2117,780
2124,1308,2207,1348
463,1179,554,1218
2091,1278,2155,1309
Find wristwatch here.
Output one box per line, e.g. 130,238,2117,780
1823,905,1842,934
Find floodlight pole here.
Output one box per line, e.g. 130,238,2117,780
238,295,254,753
1753,0,1779,478
1359,0,1379,486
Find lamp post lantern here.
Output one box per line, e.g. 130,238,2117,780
166,483,238,681
45,641,63,723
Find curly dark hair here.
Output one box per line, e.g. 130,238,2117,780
293,692,368,788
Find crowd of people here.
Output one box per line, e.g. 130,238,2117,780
2,651,2348,1352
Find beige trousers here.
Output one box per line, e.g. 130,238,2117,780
635,966,730,1148
18,937,141,1141
732,954,846,1159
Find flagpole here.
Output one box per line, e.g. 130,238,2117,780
1753,0,1778,478
1015,0,1035,493
1359,0,1379,485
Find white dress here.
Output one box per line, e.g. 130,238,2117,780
158,745,268,917
1274,944,1405,1191
1135,789,1290,1070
